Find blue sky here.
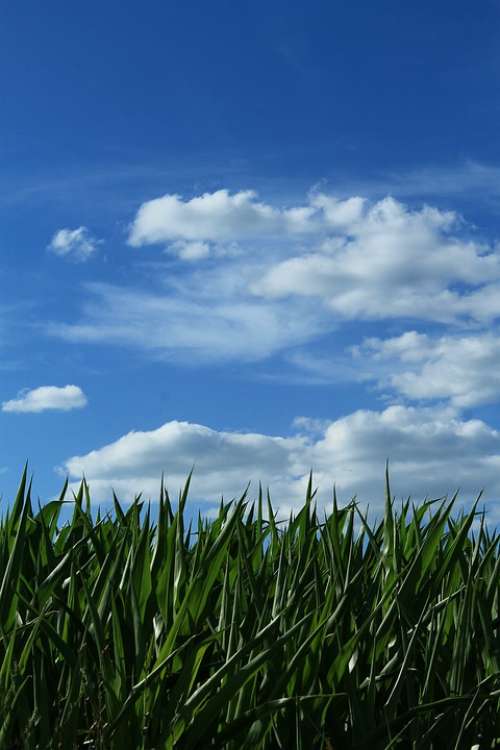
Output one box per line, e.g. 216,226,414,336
3,0,500,520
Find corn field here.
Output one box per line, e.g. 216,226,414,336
0,467,499,749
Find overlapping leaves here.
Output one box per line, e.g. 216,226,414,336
0,467,498,748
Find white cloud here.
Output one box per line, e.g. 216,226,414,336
171,240,211,261
310,194,367,227
355,331,500,408
62,420,308,506
307,405,500,516
128,189,317,248
48,227,100,261
61,407,500,522
2,385,87,413
253,196,500,323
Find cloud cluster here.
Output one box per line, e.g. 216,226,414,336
43,189,500,520
48,227,100,261
128,188,500,323
62,406,500,521
2,385,87,413
50,189,500,373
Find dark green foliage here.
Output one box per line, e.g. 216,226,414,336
0,468,498,748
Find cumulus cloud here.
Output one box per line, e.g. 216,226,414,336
2,385,87,413
62,419,308,507
48,227,100,261
354,331,500,408
253,196,500,323
128,189,317,249
61,407,500,521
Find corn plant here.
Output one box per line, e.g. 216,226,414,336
0,466,498,749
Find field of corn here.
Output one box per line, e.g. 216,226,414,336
0,468,499,749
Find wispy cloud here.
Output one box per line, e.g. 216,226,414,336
49,278,328,363
48,227,101,262
371,160,500,202
319,160,500,207
2,385,87,413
